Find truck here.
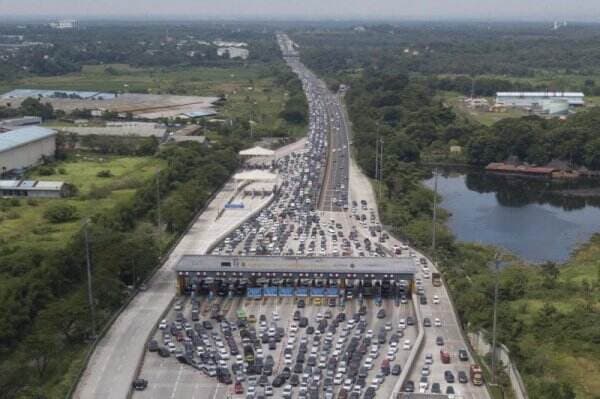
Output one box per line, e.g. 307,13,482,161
470,364,483,386
432,273,442,287
440,350,450,364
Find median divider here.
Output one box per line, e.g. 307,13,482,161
391,291,425,398
127,188,277,396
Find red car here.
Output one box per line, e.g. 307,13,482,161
234,381,244,394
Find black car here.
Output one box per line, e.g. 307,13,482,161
406,316,415,326
458,370,469,383
447,386,456,395
158,346,170,357
420,295,428,305
268,340,276,350
431,382,441,393
436,336,444,346
402,380,415,392
306,326,315,335
132,378,148,391
290,373,300,386
148,340,159,352
391,364,402,376
272,375,285,387
458,348,469,361
444,370,455,383
298,299,305,308
293,362,303,373
423,318,431,327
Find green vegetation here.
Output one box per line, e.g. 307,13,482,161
0,140,241,398
293,26,600,397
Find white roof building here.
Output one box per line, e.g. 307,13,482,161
496,92,584,107
239,146,275,157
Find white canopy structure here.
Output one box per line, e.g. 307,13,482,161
239,146,275,157
233,170,278,182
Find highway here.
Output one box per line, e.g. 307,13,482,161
79,32,491,399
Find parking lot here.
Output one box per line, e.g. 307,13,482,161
139,293,418,399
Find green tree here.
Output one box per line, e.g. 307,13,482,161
44,203,78,223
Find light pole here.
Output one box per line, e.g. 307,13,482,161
491,254,500,384
83,220,97,339
431,168,438,258
156,169,161,251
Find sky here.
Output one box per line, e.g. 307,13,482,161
1,0,600,21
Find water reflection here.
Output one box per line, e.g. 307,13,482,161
424,168,600,262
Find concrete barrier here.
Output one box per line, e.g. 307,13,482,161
391,291,425,398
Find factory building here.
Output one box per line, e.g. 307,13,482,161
0,126,57,174
0,180,66,198
0,116,42,132
495,92,585,108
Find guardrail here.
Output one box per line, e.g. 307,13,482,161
391,291,425,398
67,180,225,399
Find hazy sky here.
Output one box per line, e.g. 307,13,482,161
2,0,600,21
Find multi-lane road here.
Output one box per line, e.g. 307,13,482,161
77,32,490,399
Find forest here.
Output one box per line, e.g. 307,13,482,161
294,24,600,398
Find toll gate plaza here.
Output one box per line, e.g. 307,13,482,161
175,255,416,298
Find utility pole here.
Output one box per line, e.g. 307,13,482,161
84,220,97,339
378,137,384,201
491,254,500,384
431,168,438,257
156,169,161,250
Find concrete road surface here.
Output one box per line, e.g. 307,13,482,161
74,182,274,399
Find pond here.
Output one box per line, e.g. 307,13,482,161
423,168,600,263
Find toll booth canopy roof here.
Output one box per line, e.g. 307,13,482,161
175,255,416,278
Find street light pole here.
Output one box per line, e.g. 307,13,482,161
431,168,438,257
156,169,161,250
84,220,97,339
491,255,500,384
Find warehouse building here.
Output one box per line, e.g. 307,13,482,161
495,92,585,108
0,126,57,174
0,180,66,198
0,116,42,132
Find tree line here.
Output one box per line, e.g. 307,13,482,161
0,140,240,397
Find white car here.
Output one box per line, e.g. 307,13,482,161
343,379,353,391
334,373,343,385
364,357,373,370
421,365,431,376
398,319,406,330
272,311,280,321
403,339,412,350
290,323,298,332
425,353,433,365
434,318,442,327
158,319,167,329
433,295,440,304
167,342,176,353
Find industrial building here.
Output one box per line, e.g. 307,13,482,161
495,91,585,108
0,126,57,174
0,116,42,132
0,180,66,198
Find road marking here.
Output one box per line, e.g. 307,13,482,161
169,364,184,399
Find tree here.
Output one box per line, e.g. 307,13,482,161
19,97,54,120
44,203,78,223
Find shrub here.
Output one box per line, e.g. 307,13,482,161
96,170,113,178
38,166,56,176
44,203,78,223
58,168,67,175
88,185,112,199
27,198,39,206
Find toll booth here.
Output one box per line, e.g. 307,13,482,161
309,287,325,297
247,287,262,299
295,287,309,297
263,287,278,297
325,287,339,297
278,287,294,297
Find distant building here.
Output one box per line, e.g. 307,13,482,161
0,116,42,132
0,126,57,174
495,92,584,108
49,20,79,30
0,180,66,198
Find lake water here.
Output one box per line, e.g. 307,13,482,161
423,169,600,263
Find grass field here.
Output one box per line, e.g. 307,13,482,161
439,91,528,126
0,154,165,252
0,63,302,137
